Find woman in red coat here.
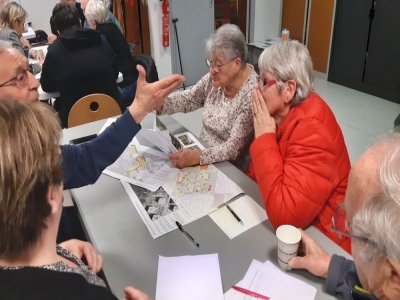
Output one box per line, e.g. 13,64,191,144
247,41,351,252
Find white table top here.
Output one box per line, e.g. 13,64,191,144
62,115,352,299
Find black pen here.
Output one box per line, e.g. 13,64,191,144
226,205,243,224
175,221,200,247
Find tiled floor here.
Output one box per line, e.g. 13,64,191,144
172,77,400,164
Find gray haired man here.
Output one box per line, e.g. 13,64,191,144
289,132,400,300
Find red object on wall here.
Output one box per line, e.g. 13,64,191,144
162,0,169,47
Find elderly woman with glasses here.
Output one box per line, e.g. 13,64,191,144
247,40,351,252
158,24,257,170
0,1,30,56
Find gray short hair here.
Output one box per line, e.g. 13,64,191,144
352,133,400,266
258,40,314,105
205,24,247,67
85,0,109,25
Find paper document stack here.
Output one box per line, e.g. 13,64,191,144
225,259,317,300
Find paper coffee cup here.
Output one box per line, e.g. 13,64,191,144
276,225,301,270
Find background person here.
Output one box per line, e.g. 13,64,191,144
85,0,137,107
0,1,30,56
289,133,400,300
41,2,121,128
159,24,257,170
0,99,148,300
248,40,351,252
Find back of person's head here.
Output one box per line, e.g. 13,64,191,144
0,100,62,259
0,1,26,29
85,0,109,25
258,40,314,105
52,2,81,33
352,132,400,266
205,24,247,67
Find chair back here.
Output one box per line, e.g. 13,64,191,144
134,54,159,83
67,93,122,128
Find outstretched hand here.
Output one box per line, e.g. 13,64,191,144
288,229,331,278
129,65,185,123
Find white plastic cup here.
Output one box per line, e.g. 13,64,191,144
276,225,301,270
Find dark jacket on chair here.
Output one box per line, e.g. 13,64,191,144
96,22,138,87
40,28,119,128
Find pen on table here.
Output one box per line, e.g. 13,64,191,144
232,285,270,300
226,205,243,225
175,221,200,247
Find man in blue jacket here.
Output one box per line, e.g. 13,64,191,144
0,40,184,260
288,132,400,300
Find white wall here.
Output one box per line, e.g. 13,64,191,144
147,0,172,79
250,0,282,42
20,0,58,33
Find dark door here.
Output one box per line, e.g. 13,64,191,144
363,0,400,101
328,0,372,85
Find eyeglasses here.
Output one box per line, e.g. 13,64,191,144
0,70,29,89
331,205,370,243
206,57,236,72
257,75,277,88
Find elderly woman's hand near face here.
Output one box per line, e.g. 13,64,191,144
169,148,200,169
252,88,276,138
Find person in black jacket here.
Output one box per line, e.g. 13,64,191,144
50,0,86,36
85,0,138,107
41,2,122,128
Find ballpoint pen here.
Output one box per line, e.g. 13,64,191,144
175,221,200,247
232,285,270,300
226,205,243,224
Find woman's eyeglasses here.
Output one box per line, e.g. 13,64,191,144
206,57,236,72
257,75,276,88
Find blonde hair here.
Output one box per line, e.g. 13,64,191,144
0,100,62,259
0,1,27,30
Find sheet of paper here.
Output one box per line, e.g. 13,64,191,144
122,164,243,239
141,127,178,155
224,260,316,300
156,254,224,300
209,195,267,239
104,137,177,191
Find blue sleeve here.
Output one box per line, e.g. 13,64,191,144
62,110,141,189
326,254,357,298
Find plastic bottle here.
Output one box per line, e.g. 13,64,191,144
281,29,290,41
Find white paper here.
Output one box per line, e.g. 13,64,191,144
156,254,224,300
104,137,177,191
209,195,267,239
122,164,243,239
224,260,316,300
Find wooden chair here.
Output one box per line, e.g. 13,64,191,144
67,93,122,128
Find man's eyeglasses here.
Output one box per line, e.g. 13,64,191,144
257,75,277,88
331,205,370,243
0,70,29,89
206,57,236,72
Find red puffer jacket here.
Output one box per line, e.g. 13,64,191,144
247,92,351,253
